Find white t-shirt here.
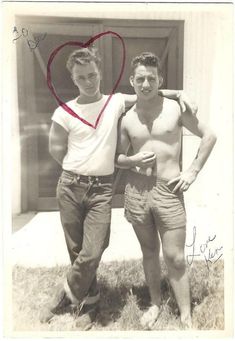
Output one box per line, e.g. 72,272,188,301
51,93,125,175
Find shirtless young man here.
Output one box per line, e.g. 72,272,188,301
39,47,195,328
116,52,217,329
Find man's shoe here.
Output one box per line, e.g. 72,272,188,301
75,302,100,331
140,305,160,330
39,285,72,323
180,316,192,329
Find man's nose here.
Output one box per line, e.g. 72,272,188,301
84,78,92,85
142,78,150,88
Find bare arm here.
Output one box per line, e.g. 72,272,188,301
122,94,137,109
159,89,198,115
115,116,132,168
168,111,217,192
122,91,198,115
182,112,217,174
115,116,156,169
49,121,68,165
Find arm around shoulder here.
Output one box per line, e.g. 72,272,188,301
159,89,198,115
122,94,137,109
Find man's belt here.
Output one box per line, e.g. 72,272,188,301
64,170,113,184
78,174,113,184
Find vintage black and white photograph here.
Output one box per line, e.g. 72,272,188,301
1,1,234,338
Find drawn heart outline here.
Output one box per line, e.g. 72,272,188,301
47,31,126,129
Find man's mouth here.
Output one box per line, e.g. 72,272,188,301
85,87,97,93
141,89,152,94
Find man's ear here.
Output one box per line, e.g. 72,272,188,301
159,76,163,88
129,76,134,87
71,75,77,86
98,68,103,80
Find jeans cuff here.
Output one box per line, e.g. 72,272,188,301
84,292,100,305
64,281,100,306
64,280,80,305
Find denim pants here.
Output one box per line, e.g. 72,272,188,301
57,170,113,302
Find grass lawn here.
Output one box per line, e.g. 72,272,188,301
12,259,224,332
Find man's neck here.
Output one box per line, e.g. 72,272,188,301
136,95,163,115
77,92,103,104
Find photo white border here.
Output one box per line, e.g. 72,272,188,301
1,1,234,340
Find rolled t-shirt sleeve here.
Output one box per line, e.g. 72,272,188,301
51,107,70,132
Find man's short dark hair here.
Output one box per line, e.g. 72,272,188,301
131,52,162,76
66,47,101,73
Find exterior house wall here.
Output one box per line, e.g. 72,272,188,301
4,4,232,226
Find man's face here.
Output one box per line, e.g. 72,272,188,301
130,65,163,101
71,61,102,100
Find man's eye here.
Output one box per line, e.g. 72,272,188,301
136,78,144,82
148,77,156,82
76,76,85,81
88,74,97,79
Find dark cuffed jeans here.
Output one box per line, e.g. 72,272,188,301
56,170,113,302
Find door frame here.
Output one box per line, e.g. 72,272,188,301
102,20,184,92
16,16,184,211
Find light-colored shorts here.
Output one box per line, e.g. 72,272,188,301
124,171,186,232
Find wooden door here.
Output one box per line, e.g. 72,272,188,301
17,18,183,211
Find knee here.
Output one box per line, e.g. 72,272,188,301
86,249,102,264
78,244,105,266
164,252,186,271
78,231,110,265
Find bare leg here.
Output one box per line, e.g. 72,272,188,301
132,224,161,328
161,227,192,328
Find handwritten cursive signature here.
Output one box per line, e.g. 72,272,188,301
12,26,47,51
186,226,223,270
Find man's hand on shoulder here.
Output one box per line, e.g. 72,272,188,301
177,91,198,116
159,89,198,116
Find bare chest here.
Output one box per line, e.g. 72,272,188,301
128,112,181,143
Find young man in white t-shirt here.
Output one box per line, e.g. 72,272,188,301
39,47,197,328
